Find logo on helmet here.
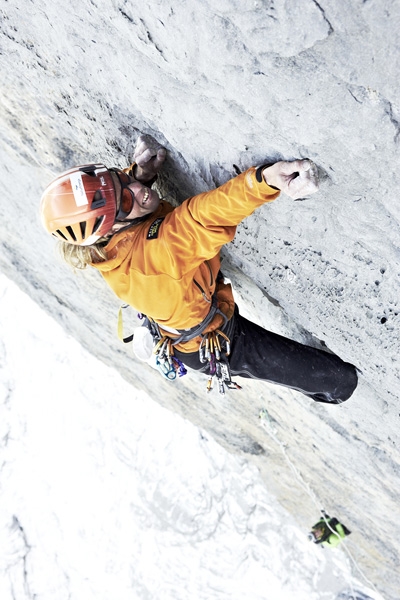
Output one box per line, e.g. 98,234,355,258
70,172,88,207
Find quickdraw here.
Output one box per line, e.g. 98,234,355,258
199,330,242,395
153,336,187,381
119,304,240,393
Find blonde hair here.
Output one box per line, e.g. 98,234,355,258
58,239,109,270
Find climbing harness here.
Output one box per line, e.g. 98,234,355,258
117,298,241,394
118,307,188,381
152,335,187,381
198,330,242,395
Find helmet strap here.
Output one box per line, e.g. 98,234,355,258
110,214,152,236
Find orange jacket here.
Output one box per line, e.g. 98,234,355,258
93,167,280,352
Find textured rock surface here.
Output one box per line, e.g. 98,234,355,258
0,1,399,598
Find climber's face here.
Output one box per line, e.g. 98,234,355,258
111,169,160,224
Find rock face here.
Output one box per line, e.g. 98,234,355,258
0,1,399,598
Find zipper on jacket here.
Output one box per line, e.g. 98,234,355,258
193,279,211,303
205,260,214,287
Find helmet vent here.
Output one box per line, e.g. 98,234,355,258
66,226,77,242
92,215,105,234
79,221,86,239
55,229,68,241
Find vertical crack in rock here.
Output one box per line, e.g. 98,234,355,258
348,87,363,104
382,97,400,142
138,17,167,61
11,516,32,599
118,8,135,24
118,7,167,60
310,0,334,34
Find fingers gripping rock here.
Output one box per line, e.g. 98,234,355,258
263,159,319,200
132,134,167,182
287,160,319,199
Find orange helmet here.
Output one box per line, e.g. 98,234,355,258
40,164,117,245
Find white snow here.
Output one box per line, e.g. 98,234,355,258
0,274,382,599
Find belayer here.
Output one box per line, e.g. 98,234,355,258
309,513,351,548
40,134,358,402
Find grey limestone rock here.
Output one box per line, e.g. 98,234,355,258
0,1,399,597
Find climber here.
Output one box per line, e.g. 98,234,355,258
40,133,358,402
309,513,351,548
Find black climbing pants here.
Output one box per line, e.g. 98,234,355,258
174,306,358,404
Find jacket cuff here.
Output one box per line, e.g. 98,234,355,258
255,164,280,190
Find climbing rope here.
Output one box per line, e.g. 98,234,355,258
258,408,380,598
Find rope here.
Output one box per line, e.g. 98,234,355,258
258,409,380,598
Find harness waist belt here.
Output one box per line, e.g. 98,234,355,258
148,294,227,346
170,294,220,345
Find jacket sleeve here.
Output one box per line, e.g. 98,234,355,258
161,166,280,267
187,166,280,227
